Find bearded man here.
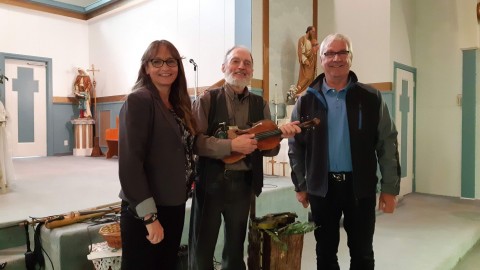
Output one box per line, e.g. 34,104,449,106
188,46,301,270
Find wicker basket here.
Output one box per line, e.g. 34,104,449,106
99,222,122,249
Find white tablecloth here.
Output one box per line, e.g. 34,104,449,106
87,241,122,270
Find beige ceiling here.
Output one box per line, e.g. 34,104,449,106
0,0,123,20
31,0,118,12
55,0,99,6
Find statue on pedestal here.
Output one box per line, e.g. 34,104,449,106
296,26,319,95
286,85,298,105
73,69,93,118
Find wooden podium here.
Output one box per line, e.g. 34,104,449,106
71,118,95,156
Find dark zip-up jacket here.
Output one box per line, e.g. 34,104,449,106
288,71,401,198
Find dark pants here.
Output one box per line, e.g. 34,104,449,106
120,201,185,270
189,170,251,270
309,174,376,270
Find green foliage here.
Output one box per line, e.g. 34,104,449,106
260,221,318,252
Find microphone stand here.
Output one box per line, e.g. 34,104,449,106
190,59,198,100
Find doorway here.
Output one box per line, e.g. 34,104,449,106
0,53,53,157
393,62,416,197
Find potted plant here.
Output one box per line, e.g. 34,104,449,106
248,212,317,270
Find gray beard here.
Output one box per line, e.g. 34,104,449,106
225,75,250,89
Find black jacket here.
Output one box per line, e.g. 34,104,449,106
288,71,401,198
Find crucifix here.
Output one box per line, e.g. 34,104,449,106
87,64,100,118
87,64,104,157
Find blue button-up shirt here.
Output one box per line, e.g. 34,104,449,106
321,79,353,172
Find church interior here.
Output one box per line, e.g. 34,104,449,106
1,0,480,269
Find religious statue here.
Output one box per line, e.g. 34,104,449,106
73,69,93,118
286,85,298,105
0,100,14,193
296,26,319,95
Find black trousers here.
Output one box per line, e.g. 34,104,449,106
120,201,185,270
309,175,376,270
188,170,251,270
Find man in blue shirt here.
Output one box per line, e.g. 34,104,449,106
288,33,401,270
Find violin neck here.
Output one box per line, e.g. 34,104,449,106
253,119,316,141
255,129,282,141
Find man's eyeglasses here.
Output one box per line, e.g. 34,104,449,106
150,58,178,68
323,51,350,58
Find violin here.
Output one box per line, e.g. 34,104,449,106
222,118,320,164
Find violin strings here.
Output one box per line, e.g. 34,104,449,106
255,129,281,140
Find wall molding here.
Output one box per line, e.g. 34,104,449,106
53,80,391,104
369,82,393,92
55,79,264,104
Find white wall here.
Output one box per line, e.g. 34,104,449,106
269,0,311,104
315,0,391,83
88,0,235,97
0,4,89,97
414,0,478,197
252,0,263,80
0,0,236,98
335,0,391,83
390,0,415,67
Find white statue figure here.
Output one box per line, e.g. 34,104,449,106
0,100,15,193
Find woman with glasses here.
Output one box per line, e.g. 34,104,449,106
118,40,196,269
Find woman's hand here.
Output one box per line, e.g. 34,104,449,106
145,219,164,244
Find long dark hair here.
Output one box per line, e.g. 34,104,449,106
133,40,196,134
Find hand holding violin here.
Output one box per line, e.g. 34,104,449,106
223,118,319,164
231,133,258,155
279,120,301,138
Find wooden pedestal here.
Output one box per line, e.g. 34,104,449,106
71,118,95,156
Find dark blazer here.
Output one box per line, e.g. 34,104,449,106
118,86,187,217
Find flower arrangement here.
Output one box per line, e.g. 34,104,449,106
286,85,298,105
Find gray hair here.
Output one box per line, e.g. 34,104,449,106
319,33,353,58
223,45,254,66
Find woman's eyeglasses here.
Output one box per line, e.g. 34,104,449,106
150,58,178,68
